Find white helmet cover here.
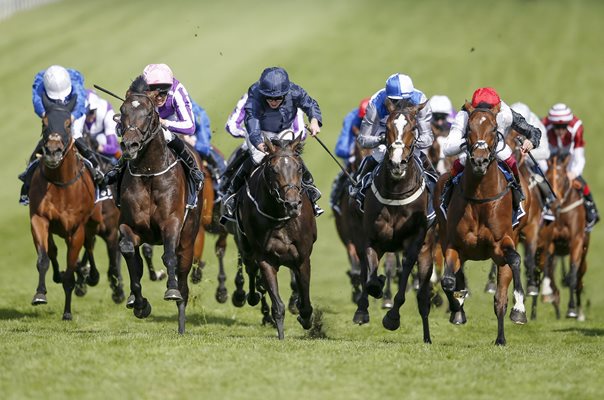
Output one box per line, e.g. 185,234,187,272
43,65,71,101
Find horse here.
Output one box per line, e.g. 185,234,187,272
232,133,316,339
532,153,589,320
352,100,434,343
116,81,202,334
434,102,527,346
28,95,102,320
76,127,126,303
484,130,540,302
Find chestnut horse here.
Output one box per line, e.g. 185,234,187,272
233,134,316,339
533,153,589,320
434,103,526,346
353,101,434,343
28,95,102,320
116,83,202,334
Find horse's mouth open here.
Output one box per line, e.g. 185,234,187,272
122,142,141,160
390,166,407,180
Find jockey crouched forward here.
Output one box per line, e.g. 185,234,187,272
441,88,541,223
19,65,106,205
104,64,205,208
349,73,437,221
220,66,323,223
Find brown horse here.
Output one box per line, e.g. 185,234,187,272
117,83,202,334
28,95,102,320
435,103,528,345
533,153,589,320
353,101,434,343
233,134,316,339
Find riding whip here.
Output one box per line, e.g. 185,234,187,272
93,84,125,102
305,125,357,186
515,137,557,199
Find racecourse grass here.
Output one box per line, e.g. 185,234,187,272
1,1,603,399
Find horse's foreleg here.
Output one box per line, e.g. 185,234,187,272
288,270,299,315
161,224,183,302
353,248,370,325
214,233,228,303
503,244,527,325
566,237,584,319
48,236,61,284
176,254,193,335
365,246,385,299
442,247,466,324
245,260,261,306
105,229,125,304
346,242,362,304
142,244,159,281
62,227,86,321
494,264,512,345
258,261,285,339
382,253,396,309
295,259,313,331
119,225,150,318
31,216,50,305
484,262,497,294
232,253,247,307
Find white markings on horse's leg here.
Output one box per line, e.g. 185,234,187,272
512,290,526,313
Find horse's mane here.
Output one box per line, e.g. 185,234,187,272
128,75,150,94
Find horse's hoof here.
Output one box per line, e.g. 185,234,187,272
87,270,100,287
382,311,400,331
382,298,393,309
31,293,47,305
297,315,312,330
566,309,578,319
432,292,444,307
134,300,152,319
190,266,202,284
164,288,183,302
510,309,527,324
288,296,299,315
231,290,246,307
74,283,87,297
155,270,167,281
424,337,432,344
215,288,228,304
442,275,456,292
484,281,496,294
495,338,507,346
126,294,135,309
112,288,126,304
353,310,369,325
412,277,420,291
366,278,383,299
527,285,539,297
247,292,261,307
577,311,586,322
52,273,62,284
262,314,277,328
449,310,467,325
62,313,72,321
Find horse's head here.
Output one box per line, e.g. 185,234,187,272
263,132,305,217
384,100,424,180
547,152,572,201
41,94,75,168
118,76,160,160
464,102,501,176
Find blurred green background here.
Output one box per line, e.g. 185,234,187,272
1,1,603,399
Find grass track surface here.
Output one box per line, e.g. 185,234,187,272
0,1,603,399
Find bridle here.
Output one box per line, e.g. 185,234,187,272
465,108,504,167
120,93,160,149
262,151,303,207
387,111,417,165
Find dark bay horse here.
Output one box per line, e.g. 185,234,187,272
28,95,102,320
233,134,316,339
117,83,202,334
434,102,526,346
353,101,434,343
533,153,589,320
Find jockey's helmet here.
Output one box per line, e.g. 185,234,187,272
430,95,453,115
258,67,290,98
143,64,174,86
471,87,501,108
385,73,414,99
43,65,72,101
547,103,573,124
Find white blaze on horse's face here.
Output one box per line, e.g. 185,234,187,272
391,115,407,164
131,100,140,108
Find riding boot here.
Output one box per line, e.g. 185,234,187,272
302,164,324,217
584,192,599,231
18,159,40,206
349,156,378,198
537,179,556,221
221,156,255,221
503,155,525,211
440,158,464,212
167,136,205,191
220,146,249,196
330,171,348,214
74,138,105,186
419,152,437,224
104,157,125,186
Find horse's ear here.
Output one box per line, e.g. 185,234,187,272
264,136,276,153
385,97,397,114
42,93,53,112
66,95,77,112
464,101,474,114
291,134,303,153
492,102,501,114
417,101,427,112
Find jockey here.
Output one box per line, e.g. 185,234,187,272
329,97,370,213
542,103,599,231
84,89,121,160
441,87,542,216
19,65,104,205
429,95,456,134
350,73,435,208
221,66,323,221
105,64,205,207
221,92,306,200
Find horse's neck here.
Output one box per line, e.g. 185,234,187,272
462,162,506,196
131,133,173,171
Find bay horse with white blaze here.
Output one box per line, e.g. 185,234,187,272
233,134,316,339
28,95,102,320
434,102,526,346
116,78,202,334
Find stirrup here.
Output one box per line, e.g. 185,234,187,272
313,203,324,217
19,194,29,206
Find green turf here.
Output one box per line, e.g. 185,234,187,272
1,0,603,399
